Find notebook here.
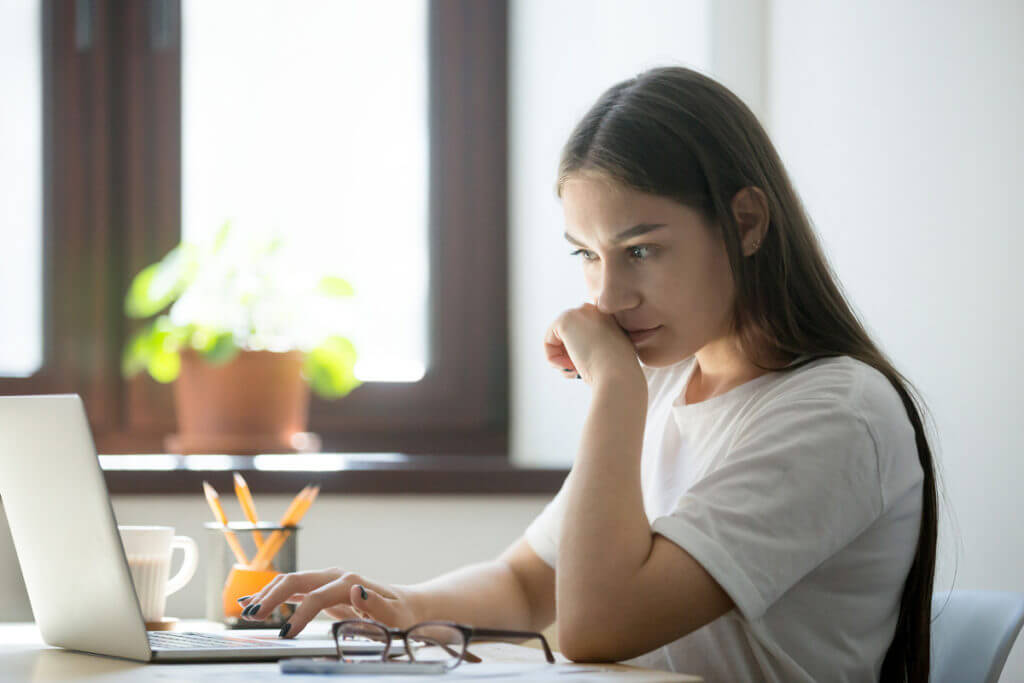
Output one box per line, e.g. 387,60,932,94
0,394,386,662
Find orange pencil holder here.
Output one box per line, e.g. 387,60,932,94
222,564,280,618
204,522,299,628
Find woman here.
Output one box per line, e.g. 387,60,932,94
239,66,937,682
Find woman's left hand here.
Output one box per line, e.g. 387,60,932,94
544,303,644,387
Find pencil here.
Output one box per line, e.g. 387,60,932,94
248,484,309,569
233,472,265,549
292,484,320,523
250,484,318,571
202,481,249,566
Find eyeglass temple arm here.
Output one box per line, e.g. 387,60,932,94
470,628,556,663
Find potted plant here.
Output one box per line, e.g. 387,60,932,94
122,222,362,454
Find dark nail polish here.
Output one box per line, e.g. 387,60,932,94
359,585,368,600
236,596,251,604
246,604,261,616
563,368,573,372
576,373,581,379
279,622,292,639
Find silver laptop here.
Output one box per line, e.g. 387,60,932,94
0,394,385,662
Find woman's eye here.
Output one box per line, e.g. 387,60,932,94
629,245,652,260
569,246,654,262
569,249,596,261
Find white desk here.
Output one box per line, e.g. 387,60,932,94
0,622,701,682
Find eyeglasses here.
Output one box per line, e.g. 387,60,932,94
331,619,555,671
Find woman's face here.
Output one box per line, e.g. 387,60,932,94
560,174,737,368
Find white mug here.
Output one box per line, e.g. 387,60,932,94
118,526,198,623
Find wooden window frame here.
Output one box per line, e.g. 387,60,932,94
1,0,511,461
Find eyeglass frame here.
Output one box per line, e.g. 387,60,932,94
330,618,556,670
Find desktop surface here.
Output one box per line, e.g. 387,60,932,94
0,621,700,682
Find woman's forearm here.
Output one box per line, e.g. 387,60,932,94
405,559,537,631
557,375,650,631
402,376,648,639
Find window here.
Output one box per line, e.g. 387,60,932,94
0,0,510,459
182,0,430,383
0,0,44,379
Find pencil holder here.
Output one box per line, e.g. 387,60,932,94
204,522,298,628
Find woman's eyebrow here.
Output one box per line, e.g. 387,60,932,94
564,223,668,246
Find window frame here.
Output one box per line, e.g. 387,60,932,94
1,0,511,460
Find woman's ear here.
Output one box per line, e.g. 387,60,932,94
731,187,770,255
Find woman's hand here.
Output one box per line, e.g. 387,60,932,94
237,568,421,638
544,303,643,387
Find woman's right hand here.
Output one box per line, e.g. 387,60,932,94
236,567,422,638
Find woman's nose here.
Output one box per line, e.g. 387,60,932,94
593,271,638,314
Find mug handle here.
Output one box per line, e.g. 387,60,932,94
166,535,199,597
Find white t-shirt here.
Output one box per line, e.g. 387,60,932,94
524,354,923,682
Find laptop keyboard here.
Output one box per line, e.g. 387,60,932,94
148,631,303,649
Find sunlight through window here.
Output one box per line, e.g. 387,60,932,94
182,0,429,383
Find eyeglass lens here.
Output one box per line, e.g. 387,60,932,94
405,623,466,665
335,621,466,668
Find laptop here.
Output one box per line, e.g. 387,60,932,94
0,394,387,662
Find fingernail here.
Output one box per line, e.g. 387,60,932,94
245,604,260,616
576,374,581,379
562,368,573,373
236,596,251,604
279,622,292,639
359,585,368,601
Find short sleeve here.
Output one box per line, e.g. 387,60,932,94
651,396,883,621
524,478,571,569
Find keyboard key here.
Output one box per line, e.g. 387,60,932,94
148,632,295,649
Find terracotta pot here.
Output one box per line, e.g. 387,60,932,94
165,349,318,455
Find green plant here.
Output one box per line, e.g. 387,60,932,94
121,221,361,399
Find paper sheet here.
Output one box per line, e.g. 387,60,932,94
278,660,689,681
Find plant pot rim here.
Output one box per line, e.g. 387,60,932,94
181,348,304,357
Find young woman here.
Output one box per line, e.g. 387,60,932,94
238,66,937,682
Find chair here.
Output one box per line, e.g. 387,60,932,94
930,590,1024,683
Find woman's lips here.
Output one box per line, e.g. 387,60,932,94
627,326,662,344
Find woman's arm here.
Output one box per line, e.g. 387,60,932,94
556,373,733,662
239,536,555,638
410,536,555,632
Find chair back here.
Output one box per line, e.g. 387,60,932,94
931,590,1024,683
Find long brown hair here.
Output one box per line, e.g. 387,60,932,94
557,66,937,682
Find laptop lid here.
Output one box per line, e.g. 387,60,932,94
0,395,153,662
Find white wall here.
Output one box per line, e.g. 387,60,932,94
767,0,1024,677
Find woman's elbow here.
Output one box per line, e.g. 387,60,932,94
560,640,618,663
557,621,628,663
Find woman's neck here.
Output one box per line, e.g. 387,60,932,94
687,339,776,404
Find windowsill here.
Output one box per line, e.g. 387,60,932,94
100,453,569,495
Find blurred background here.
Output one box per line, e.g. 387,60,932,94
2,0,1022,674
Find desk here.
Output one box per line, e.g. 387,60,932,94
0,622,701,682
